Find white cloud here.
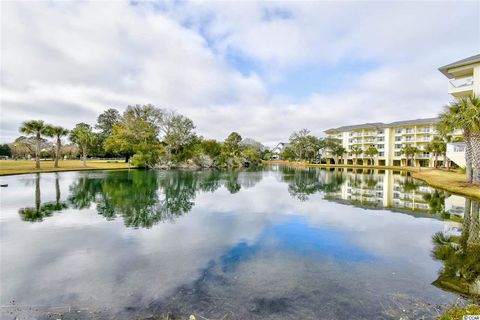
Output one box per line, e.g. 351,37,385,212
1,1,479,145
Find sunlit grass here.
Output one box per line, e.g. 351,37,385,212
439,304,480,320
0,160,132,176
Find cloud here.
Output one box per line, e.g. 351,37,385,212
1,1,478,145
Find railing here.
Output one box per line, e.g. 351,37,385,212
447,142,466,152
449,76,474,89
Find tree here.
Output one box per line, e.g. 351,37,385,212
350,145,363,165
223,132,243,156
365,146,379,165
69,123,95,167
95,108,121,157
288,129,323,162
163,114,197,160
401,145,419,167
105,105,164,167
439,95,480,183
19,120,50,169
45,126,69,168
332,146,346,165
0,144,12,157
425,136,446,168
95,108,121,137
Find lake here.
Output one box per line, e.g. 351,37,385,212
1,166,479,319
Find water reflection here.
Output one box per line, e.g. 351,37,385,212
432,198,480,298
35,169,262,228
18,173,68,222
3,166,479,319
280,166,464,218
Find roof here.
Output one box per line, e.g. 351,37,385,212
324,123,386,133
438,54,480,78
325,117,439,133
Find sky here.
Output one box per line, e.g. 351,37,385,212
1,0,479,146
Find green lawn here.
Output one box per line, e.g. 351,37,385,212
0,160,133,176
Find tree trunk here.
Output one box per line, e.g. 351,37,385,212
35,173,41,212
55,173,60,204
35,133,41,169
469,201,480,244
434,153,438,168
469,132,480,184
82,145,87,167
55,138,60,168
465,132,474,183
443,152,449,170
467,163,474,183
464,198,471,245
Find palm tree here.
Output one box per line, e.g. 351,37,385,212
365,146,378,165
332,146,346,165
45,126,69,168
69,123,95,167
439,94,480,183
19,120,50,169
401,145,419,167
425,136,446,168
350,145,363,165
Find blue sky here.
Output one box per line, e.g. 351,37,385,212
1,1,479,145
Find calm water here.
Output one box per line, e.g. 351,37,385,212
1,166,479,320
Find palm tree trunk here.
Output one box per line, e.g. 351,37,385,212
82,145,87,167
35,133,41,169
463,198,471,246
55,138,60,168
434,153,438,168
469,201,479,244
55,173,60,204
470,132,480,184
35,173,41,212
465,132,474,183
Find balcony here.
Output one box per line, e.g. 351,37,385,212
448,76,474,97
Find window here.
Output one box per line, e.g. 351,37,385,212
395,152,401,156
395,137,402,142
378,152,384,157
395,144,402,149
406,128,413,133
377,144,384,149
395,129,402,134
378,129,384,134
377,137,384,142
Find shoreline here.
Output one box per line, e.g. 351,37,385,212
264,160,480,200
0,160,134,177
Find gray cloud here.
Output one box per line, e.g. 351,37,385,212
1,1,478,145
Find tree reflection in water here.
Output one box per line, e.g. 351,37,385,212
432,198,480,299
67,169,256,228
18,173,68,222
280,166,344,201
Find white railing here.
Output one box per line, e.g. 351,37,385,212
449,76,474,89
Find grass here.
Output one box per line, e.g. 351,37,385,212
0,160,133,176
264,160,480,200
438,304,480,320
412,168,480,200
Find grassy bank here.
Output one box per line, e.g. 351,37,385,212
0,160,133,176
438,304,480,320
264,160,480,200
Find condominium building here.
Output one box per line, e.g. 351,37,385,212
439,53,480,97
438,54,479,168
324,118,441,167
